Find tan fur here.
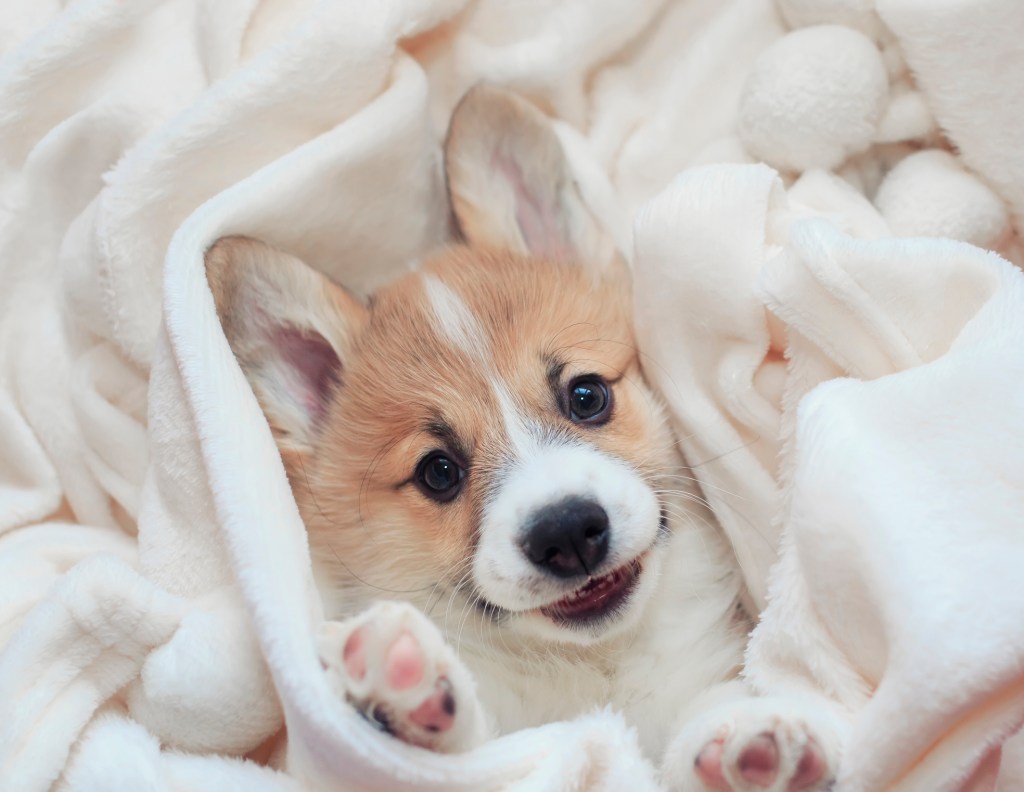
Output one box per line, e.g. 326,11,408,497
204,85,665,613
205,236,670,631
205,86,842,788
293,246,670,607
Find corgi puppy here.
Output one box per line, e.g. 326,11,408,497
206,85,841,791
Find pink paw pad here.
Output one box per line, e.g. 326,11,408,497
384,631,425,690
696,731,828,791
790,739,827,791
737,733,779,787
409,677,457,733
694,738,730,790
321,603,481,754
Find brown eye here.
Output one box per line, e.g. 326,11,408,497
416,452,463,502
567,376,611,424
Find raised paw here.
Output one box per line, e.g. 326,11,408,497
663,697,841,792
318,601,487,753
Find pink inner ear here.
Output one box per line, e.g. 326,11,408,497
272,325,341,424
493,153,572,260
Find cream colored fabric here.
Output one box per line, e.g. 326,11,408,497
634,164,1024,792
1,0,1021,790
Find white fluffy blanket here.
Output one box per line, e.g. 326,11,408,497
2,0,1023,790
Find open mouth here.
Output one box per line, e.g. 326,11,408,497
539,557,643,626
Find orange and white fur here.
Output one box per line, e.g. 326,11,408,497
206,86,842,791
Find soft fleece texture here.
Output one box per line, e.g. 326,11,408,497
1,0,1022,790
634,165,1024,792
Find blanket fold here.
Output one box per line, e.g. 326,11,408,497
3,0,1024,790
633,163,1024,792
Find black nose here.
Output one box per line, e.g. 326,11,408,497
520,497,610,578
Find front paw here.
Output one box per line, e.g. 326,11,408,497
662,697,841,792
318,601,487,753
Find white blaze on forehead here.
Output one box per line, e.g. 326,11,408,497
422,274,488,361
492,379,536,458
421,271,537,462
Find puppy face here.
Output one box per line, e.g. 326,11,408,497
207,86,678,647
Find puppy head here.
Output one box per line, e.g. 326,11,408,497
208,85,676,648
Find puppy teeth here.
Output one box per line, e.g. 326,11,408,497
541,560,641,621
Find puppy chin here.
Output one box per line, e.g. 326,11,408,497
508,547,666,647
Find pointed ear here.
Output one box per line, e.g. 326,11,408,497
444,84,616,266
205,236,367,460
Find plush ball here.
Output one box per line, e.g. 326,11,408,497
738,25,888,173
874,150,1010,249
776,0,882,39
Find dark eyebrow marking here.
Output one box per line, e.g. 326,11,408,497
545,356,568,391
544,355,569,414
425,420,470,464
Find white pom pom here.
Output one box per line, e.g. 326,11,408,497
874,150,1010,248
738,25,888,172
